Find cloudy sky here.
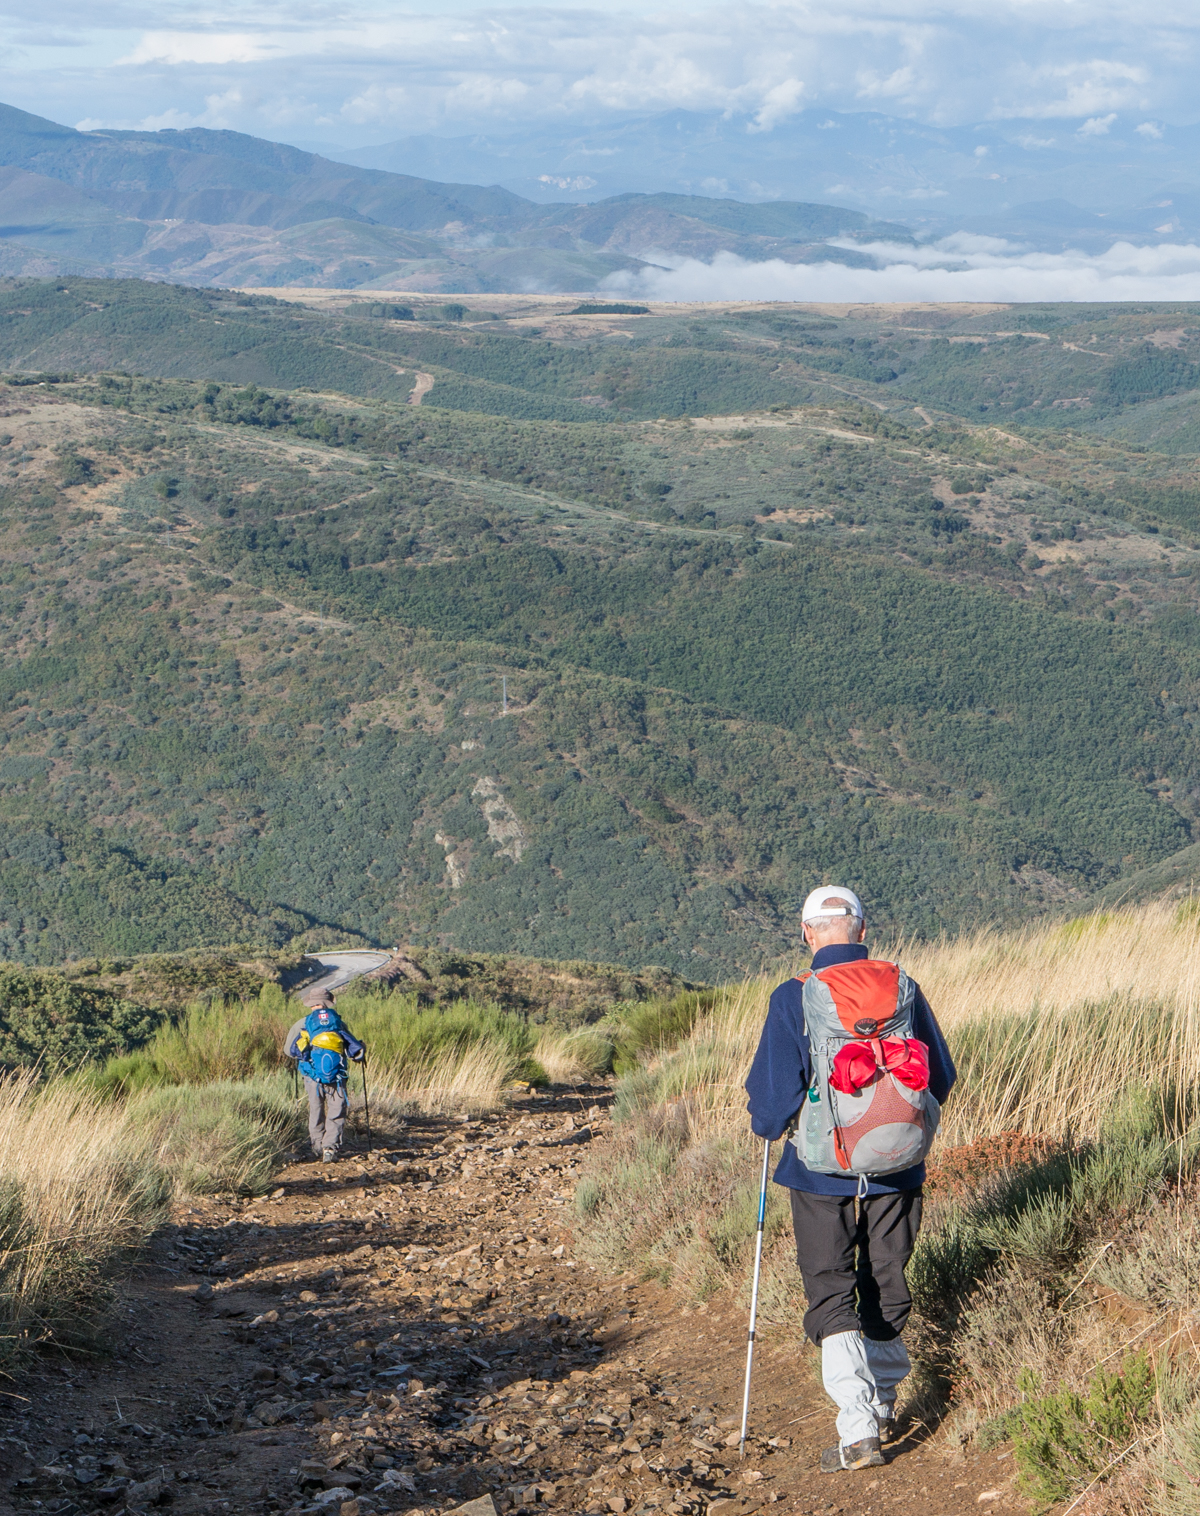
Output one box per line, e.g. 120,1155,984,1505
2,0,1197,146
6,0,1200,299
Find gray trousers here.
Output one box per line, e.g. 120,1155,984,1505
305,1077,348,1153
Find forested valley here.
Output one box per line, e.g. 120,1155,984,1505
5,279,1200,972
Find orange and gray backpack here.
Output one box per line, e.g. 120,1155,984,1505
790,959,940,1183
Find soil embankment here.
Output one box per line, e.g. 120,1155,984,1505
0,1088,1019,1515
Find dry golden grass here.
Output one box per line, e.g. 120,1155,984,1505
622,900,1200,1151
0,1071,166,1356
534,1028,612,1085
899,900,1200,1142
370,1039,516,1118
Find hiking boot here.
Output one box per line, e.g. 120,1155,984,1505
820,1437,884,1473
321,1149,336,1164
878,1415,897,1445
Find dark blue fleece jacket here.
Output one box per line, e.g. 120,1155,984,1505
744,943,957,1196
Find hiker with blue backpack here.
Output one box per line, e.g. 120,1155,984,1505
745,887,956,1475
286,991,366,1163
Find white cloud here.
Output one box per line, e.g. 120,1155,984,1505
340,84,407,126
4,0,1200,149
990,59,1148,121
602,236,1200,304
750,77,804,132
1077,111,1117,136
119,31,280,66
855,65,917,102
130,90,247,131
444,73,532,112
973,144,987,157
1136,121,1164,138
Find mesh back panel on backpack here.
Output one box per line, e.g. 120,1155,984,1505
790,959,941,1178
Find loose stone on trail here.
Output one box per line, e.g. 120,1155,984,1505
1,1084,1014,1516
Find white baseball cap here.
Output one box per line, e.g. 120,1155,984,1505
801,885,864,924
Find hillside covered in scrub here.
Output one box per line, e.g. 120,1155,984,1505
5,282,1200,966
0,101,901,292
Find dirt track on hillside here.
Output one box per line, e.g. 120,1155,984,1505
0,1086,1021,1516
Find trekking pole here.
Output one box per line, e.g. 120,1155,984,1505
739,1138,773,1459
362,1054,372,1152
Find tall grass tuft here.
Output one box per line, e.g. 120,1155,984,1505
0,1071,167,1362
94,992,292,1094
126,1078,301,1196
370,1041,522,1119
903,901,1200,1143
330,989,555,1115
534,1027,614,1085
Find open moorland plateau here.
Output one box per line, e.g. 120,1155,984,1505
8,274,1200,1516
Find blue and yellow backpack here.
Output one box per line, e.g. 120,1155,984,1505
296,1006,350,1087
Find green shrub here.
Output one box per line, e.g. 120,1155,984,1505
608,990,720,1077
569,303,650,315
908,1210,993,1317
914,1087,1192,1318
93,992,289,1094
1095,1198,1200,1311
126,1078,300,1195
0,965,162,1072
1009,1353,1158,1510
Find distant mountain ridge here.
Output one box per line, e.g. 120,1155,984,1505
334,105,1200,250
0,102,898,291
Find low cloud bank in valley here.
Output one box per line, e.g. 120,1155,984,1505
603,235,1200,303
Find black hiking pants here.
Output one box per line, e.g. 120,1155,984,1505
789,1187,923,1346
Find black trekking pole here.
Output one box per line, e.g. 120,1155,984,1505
739,1138,773,1458
362,1053,372,1153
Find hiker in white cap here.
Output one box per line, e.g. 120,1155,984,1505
745,886,956,1473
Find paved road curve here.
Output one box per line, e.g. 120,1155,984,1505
299,948,392,1005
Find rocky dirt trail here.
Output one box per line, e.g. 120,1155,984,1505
0,1087,1022,1516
